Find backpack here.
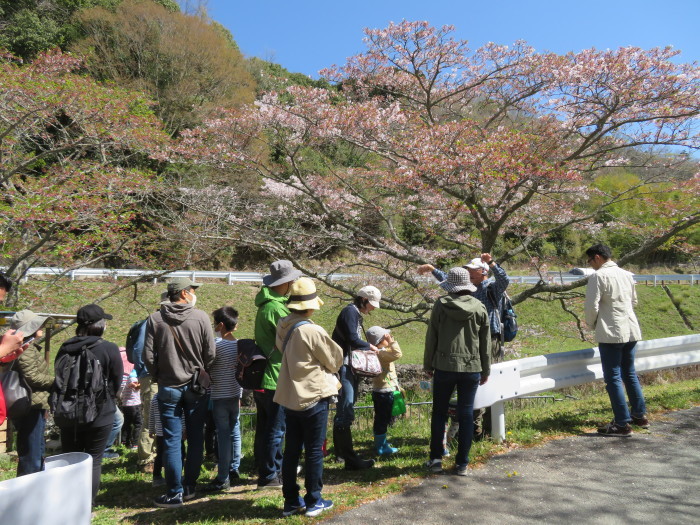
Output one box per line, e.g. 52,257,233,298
235,339,268,390
125,318,147,364
487,287,518,343
50,339,107,426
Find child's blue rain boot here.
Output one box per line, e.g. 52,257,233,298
374,434,398,455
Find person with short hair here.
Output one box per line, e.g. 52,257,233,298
144,277,216,508
331,285,381,470
424,268,490,476
205,306,242,492
274,277,343,517
584,243,648,436
55,304,123,506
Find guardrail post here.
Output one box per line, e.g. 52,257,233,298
490,400,506,442
228,272,234,285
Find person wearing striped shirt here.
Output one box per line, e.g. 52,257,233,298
205,306,243,491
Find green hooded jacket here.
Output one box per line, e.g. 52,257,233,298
424,294,491,376
254,286,291,390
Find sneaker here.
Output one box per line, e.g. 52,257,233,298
425,458,443,473
102,451,119,460
154,492,183,508
152,477,166,488
203,479,230,492
455,464,469,476
183,485,197,501
631,415,650,428
305,498,333,517
282,497,306,517
597,421,632,437
256,476,283,489
229,470,240,483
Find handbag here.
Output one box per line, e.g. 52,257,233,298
391,389,406,417
350,349,382,377
0,361,32,418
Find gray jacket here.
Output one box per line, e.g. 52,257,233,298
144,301,216,387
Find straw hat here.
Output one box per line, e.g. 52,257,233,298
287,277,324,310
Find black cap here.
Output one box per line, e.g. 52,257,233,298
76,304,113,325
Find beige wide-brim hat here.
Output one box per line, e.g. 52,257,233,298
287,277,324,310
10,309,49,338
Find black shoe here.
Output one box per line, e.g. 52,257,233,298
256,476,283,489
154,492,183,508
183,485,197,501
597,421,632,437
229,470,240,483
631,415,650,429
203,479,230,492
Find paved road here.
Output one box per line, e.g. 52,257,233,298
323,406,700,525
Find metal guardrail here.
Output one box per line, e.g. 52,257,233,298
474,334,700,440
13,267,700,285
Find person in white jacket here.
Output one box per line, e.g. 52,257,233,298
584,243,648,437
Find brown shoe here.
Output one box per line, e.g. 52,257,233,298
139,462,154,474
631,416,649,428
597,421,632,437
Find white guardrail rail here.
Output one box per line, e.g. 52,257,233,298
474,334,700,440
14,267,700,285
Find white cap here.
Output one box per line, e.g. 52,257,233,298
464,257,489,273
357,285,381,308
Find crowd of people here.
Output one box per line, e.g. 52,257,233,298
0,243,650,517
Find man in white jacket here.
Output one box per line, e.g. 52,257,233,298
584,243,648,437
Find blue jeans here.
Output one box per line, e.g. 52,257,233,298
254,389,285,483
430,370,481,467
599,342,647,425
233,411,241,472
372,391,394,435
282,398,329,508
15,409,46,476
333,364,357,428
158,384,209,497
105,406,124,452
212,397,241,483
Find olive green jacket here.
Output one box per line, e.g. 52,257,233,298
16,343,53,411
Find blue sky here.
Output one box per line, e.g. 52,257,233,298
207,0,699,78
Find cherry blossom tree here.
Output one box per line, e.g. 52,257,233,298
166,21,699,319
0,49,171,305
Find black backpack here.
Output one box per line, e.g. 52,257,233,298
50,339,107,426
487,287,518,343
125,318,147,364
235,339,268,390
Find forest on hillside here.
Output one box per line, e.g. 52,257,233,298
1,1,698,320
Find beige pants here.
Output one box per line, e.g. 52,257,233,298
137,375,158,466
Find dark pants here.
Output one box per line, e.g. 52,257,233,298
282,398,329,508
121,405,142,447
60,423,112,505
430,370,481,467
15,409,46,476
254,389,285,483
334,364,358,428
372,391,394,435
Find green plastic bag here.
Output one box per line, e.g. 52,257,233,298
391,390,406,417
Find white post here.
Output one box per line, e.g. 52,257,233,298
490,400,506,442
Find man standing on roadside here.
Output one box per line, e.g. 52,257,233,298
418,253,509,439
144,277,216,507
584,243,648,437
254,260,301,489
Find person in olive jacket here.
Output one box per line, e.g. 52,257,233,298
10,310,52,476
424,268,490,476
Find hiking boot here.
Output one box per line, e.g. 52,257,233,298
154,492,183,508
631,415,650,429
256,476,283,489
455,464,469,476
282,496,306,517
305,498,333,517
334,426,375,470
140,462,155,474
597,421,632,437
425,458,443,473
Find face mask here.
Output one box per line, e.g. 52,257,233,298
186,291,197,306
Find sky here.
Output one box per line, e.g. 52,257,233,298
206,0,700,78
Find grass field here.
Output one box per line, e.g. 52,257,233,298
0,277,698,524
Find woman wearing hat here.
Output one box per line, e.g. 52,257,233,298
273,277,343,517
9,310,52,476
423,268,491,476
331,285,381,470
54,304,123,506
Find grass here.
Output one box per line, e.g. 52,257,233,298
1,278,698,523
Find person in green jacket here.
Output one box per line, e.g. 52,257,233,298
9,310,53,476
424,268,490,477
254,260,301,489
